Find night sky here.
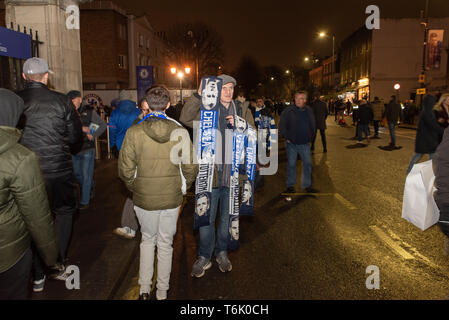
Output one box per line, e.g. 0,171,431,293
114,0,449,71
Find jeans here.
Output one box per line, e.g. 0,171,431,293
198,187,230,260
0,248,32,300
373,120,380,136
357,124,370,142
135,205,180,293
312,129,327,151
388,122,396,146
286,142,312,189
72,149,95,206
33,173,76,279
406,153,434,174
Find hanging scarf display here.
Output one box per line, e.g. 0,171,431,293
228,116,257,251
194,77,222,230
239,126,257,216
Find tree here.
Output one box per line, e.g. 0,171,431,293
164,22,224,88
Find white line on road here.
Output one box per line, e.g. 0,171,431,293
370,225,415,260
334,193,357,210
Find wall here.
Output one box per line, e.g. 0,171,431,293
371,18,449,102
6,0,83,94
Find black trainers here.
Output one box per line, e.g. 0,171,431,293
139,293,150,300
305,187,319,193
284,187,295,194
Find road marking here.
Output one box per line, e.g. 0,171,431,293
334,193,357,210
370,225,415,260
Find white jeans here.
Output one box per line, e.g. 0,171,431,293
134,205,180,292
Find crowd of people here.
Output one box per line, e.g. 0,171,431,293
2,57,449,301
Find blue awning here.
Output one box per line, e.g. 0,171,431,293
0,27,31,59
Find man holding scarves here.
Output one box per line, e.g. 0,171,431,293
180,74,255,278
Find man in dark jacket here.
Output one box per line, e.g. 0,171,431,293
383,95,402,150
371,96,384,138
310,94,328,153
406,95,444,174
433,126,449,250
0,89,58,299
68,90,107,209
18,57,82,287
279,91,317,194
356,99,374,144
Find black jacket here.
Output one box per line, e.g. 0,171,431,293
279,105,316,145
434,127,449,237
18,82,83,177
310,99,328,130
385,100,401,123
415,95,444,154
357,103,374,125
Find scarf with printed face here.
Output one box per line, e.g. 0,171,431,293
228,116,257,251
194,77,222,230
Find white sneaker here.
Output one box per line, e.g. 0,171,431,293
113,227,136,239
156,289,167,300
33,276,46,292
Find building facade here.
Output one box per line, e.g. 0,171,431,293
80,0,129,90
339,18,449,102
309,65,323,88
80,1,171,91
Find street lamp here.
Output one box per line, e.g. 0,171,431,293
170,67,191,103
394,83,401,101
318,31,336,91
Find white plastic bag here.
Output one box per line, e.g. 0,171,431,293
402,160,440,231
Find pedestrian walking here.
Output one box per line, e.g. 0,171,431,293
119,85,198,300
68,90,107,210
371,96,384,138
17,58,83,288
381,95,402,150
310,94,328,153
180,74,255,278
279,91,317,194
356,99,373,144
433,126,449,254
406,95,445,174
0,89,58,299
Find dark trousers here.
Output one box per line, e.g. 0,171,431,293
33,173,77,279
373,120,380,136
311,129,327,151
0,248,32,299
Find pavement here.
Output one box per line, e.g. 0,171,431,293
32,116,449,300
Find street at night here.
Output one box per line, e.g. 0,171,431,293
2,0,449,313
27,118,449,301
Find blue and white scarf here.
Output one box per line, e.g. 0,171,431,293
228,117,257,251
194,77,222,229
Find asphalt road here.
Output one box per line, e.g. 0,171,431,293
115,118,449,300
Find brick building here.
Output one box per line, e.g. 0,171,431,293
80,1,130,90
